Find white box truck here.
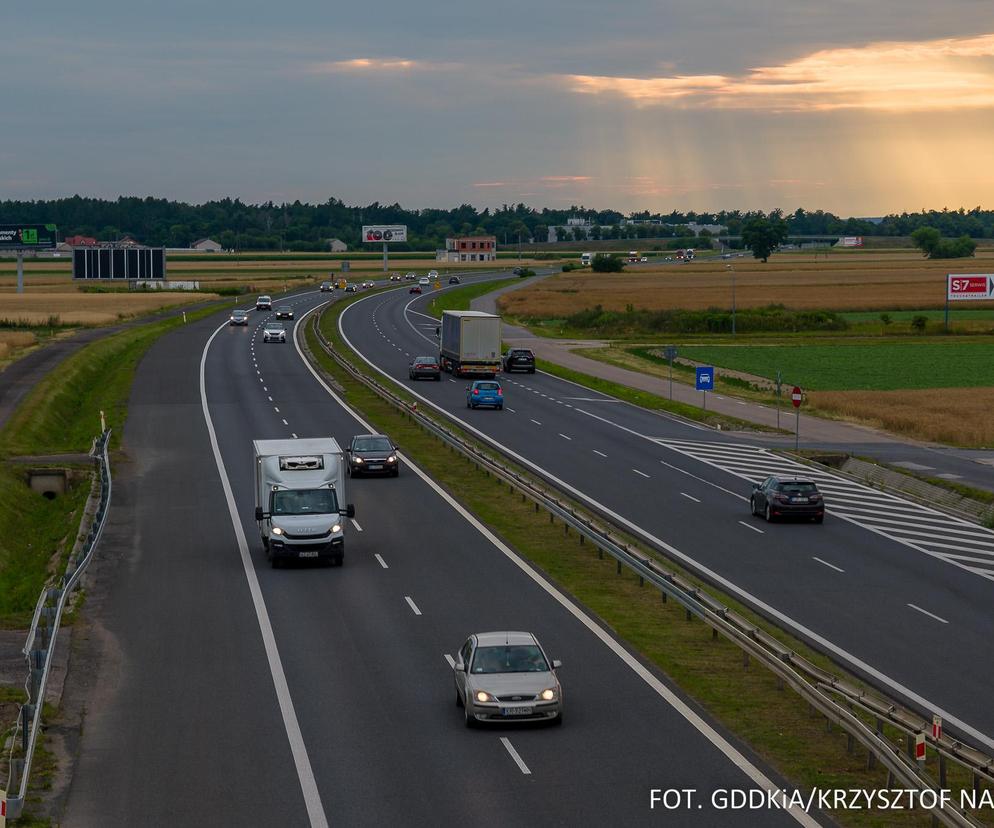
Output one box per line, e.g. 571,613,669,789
253,438,354,567
438,310,501,378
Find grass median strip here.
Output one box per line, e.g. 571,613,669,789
307,299,987,827
428,277,519,315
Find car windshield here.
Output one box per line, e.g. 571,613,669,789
258,297,270,301
415,357,437,365
779,482,817,494
476,382,499,391
233,311,247,317
270,488,338,515
278,306,290,312
472,645,548,674
510,350,532,357
266,322,285,330
354,437,392,452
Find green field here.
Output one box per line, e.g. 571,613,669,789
428,277,518,315
675,341,994,390
841,309,994,323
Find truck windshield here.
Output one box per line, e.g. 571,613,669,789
271,489,338,516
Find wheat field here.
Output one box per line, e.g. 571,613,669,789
0,293,217,325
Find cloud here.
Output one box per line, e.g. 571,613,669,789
473,181,507,188
564,32,994,112
307,57,450,73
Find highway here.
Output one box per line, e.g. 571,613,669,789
338,275,994,754
62,286,810,826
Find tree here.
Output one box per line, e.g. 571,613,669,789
591,254,624,273
741,211,789,262
911,226,976,259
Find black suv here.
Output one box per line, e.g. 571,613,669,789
750,477,824,523
503,348,535,374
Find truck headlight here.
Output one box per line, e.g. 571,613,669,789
271,526,284,536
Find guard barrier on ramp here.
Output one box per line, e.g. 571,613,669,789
308,316,991,828
3,430,112,819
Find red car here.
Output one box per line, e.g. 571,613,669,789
409,285,422,294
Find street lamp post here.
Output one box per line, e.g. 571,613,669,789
726,263,736,337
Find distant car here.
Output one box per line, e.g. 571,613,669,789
419,276,431,287
453,631,563,727
721,253,733,259
512,267,523,276
229,309,249,326
409,355,441,381
262,321,286,343
390,274,402,282
362,280,375,289
409,285,422,294
347,433,399,477
448,275,461,285
256,295,272,310
344,283,357,293
320,281,333,292
665,256,673,261
640,256,648,262
503,348,535,374
466,380,503,409
404,272,417,281
275,305,294,320
427,270,439,280
750,477,824,524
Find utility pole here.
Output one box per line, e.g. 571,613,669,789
727,263,736,337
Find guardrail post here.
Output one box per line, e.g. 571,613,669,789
846,733,854,754
616,559,622,575
9,757,21,791
21,704,33,752
743,651,749,669
660,589,666,603
685,608,692,622
906,733,914,760
712,626,718,640
938,754,946,788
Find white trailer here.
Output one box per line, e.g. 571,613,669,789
253,438,354,567
439,310,502,377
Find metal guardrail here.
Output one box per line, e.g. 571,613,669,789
309,317,990,827
5,430,112,819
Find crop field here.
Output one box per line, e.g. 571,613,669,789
0,331,37,362
498,251,994,317
0,292,218,325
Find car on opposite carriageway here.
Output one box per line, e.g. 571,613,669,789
750,477,824,523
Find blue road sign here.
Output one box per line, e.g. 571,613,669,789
695,367,714,391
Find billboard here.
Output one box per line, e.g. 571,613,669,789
73,247,167,279
362,225,407,243
947,274,994,301
839,236,863,247
0,224,57,250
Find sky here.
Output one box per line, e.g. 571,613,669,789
4,1,994,216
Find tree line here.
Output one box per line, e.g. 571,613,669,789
1,195,992,251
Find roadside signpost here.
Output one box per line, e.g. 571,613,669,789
932,715,942,741
696,366,714,410
774,369,783,429
945,273,994,330
791,385,802,450
914,730,926,764
663,346,678,399
0,223,58,294
362,225,407,272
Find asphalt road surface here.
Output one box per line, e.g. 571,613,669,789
62,285,810,827
338,277,994,755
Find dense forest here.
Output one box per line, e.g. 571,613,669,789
1,196,992,251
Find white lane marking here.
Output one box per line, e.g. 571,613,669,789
268,396,273,402
530,419,542,426
263,386,267,391
405,596,422,616
449,378,456,383
813,557,845,573
500,737,532,775
633,469,650,478
443,653,455,668
908,604,949,624
738,521,764,534
374,553,389,569
274,407,280,413
303,306,823,817
680,492,701,503
593,450,607,458
199,321,328,828
559,433,572,441
282,418,289,426
350,518,363,532
291,433,298,439
660,459,747,501
256,369,261,375
506,407,516,413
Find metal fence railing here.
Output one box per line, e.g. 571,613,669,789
308,317,990,828
4,430,112,819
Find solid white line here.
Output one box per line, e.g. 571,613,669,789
593,450,607,458
530,419,542,426
374,554,389,569
813,557,845,573
633,469,650,478
199,322,328,828
443,653,455,668
738,521,764,534
500,737,532,775
680,492,701,503
405,596,422,616
350,518,363,532
908,604,949,624
559,433,572,441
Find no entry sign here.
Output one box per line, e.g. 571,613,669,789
791,386,802,408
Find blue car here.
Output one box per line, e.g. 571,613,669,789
466,380,503,409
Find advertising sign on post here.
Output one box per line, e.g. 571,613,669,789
0,224,57,250
362,225,408,271
945,273,994,330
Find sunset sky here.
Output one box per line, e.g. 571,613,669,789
4,0,994,215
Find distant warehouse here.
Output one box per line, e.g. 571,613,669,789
436,235,497,263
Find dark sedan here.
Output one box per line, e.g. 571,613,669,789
347,434,399,477
750,477,824,523
409,356,441,381
275,305,294,320
409,284,422,294
448,275,461,285
503,348,535,373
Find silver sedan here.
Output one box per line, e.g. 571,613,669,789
453,631,563,726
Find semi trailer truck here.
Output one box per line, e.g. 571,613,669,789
438,310,501,378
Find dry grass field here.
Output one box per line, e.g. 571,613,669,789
0,331,37,361
810,388,994,446
0,292,218,325
499,251,994,317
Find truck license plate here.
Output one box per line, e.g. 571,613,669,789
299,551,319,558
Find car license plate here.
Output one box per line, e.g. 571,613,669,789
791,497,805,503
501,707,533,717
298,550,319,558
368,464,383,470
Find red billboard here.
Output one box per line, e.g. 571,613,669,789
947,274,994,301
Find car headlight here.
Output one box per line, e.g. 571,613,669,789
271,526,284,536
540,688,557,701
475,690,497,703
387,455,397,463
354,457,364,464
331,524,341,533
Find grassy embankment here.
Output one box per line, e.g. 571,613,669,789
306,294,989,828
